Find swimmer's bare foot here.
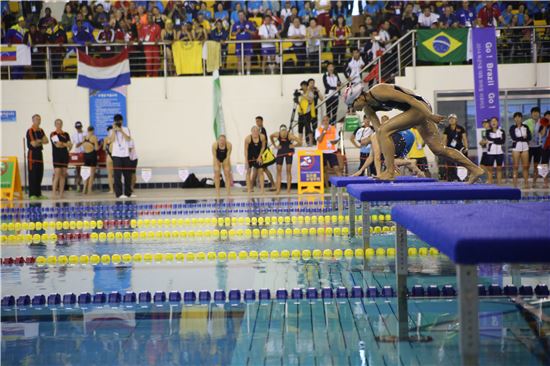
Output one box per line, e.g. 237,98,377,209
376,171,396,181
467,167,485,184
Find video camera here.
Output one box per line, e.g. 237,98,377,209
293,89,301,104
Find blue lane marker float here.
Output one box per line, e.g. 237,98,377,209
3,284,549,308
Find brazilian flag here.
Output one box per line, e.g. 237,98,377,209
417,29,468,63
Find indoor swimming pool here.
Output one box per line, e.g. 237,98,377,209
1,198,549,365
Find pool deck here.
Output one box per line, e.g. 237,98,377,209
6,185,550,205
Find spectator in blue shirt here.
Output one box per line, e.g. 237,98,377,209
214,2,229,22
73,18,95,45
298,2,316,24
231,11,256,75
501,4,514,25
331,1,348,22
231,3,244,23
456,1,475,27
232,1,246,11
364,1,383,16
247,1,263,17
210,20,229,66
72,13,94,35
198,2,212,20
516,4,526,25
439,5,459,28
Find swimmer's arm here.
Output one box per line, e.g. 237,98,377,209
353,153,374,176
226,142,232,158
363,105,381,132
462,132,468,151
372,137,382,174
93,136,99,150
290,133,302,147
269,132,278,147
211,142,218,159
349,133,361,148
244,137,250,166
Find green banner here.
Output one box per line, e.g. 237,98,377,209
0,160,14,189
344,115,360,132
417,29,468,63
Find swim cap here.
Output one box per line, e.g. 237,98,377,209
343,83,363,107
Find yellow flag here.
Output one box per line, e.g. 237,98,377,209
172,41,203,75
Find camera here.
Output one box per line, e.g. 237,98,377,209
293,89,301,104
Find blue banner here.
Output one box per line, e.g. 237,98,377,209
0,110,16,123
89,87,127,140
472,28,500,128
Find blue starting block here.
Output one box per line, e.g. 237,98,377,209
346,182,521,248
391,202,550,366
328,176,437,236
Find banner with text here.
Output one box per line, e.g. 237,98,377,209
89,86,127,140
472,28,500,128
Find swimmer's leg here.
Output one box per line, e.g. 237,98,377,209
418,121,484,184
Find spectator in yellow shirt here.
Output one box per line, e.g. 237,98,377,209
407,127,431,177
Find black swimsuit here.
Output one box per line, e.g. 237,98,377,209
83,138,98,167
276,134,294,165
248,137,262,168
216,143,228,163
369,85,431,112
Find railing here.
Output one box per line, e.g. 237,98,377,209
1,26,548,90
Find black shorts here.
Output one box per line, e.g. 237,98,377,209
413,157,429,172
249,158,262,169
298,114,312,135
323,153,338,168
480,152,489,166
84,152,97,167
486,154,504,167
541,149,550,164
52,155,69,168
130,159,138,173
529,146,542,163
276,150,293,165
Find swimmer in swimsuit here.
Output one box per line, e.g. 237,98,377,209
270,124,302,194
212,134,233,197
344,83,485,183
244,126,267,194
82,126,99,194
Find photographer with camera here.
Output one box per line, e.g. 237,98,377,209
106,114,133,199
297,80,314,146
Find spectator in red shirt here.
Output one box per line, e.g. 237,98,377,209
139,14,162,77
477,1,503,27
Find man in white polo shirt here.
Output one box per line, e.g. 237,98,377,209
258,15,280,74
106,114,133,199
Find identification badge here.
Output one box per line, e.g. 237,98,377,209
145,34,150,42
32,6,36,12
176,18,181,26
395,8,401,15
450,139,457,148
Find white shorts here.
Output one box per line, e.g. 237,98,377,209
512,141,529,152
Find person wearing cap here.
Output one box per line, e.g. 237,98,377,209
72,121,86,192
443,113,468,181
270,124,302,194
6,16,28,79
344,82,484,183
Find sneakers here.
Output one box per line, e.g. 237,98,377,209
118,195,128,199
38,195,48,200
29,195,39,200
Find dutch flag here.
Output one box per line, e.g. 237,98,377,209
77,49,131,90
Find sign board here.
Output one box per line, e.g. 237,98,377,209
297,150,324,195
1,111,16,123
89,86,127,140
0,157,23,201
344,115,360,132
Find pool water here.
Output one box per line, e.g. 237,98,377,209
2,198,550,365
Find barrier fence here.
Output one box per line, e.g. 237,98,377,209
2,26,548,82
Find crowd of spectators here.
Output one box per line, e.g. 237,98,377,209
1,1,549,77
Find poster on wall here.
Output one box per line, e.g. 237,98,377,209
0,111,16,123
89,86,127,140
